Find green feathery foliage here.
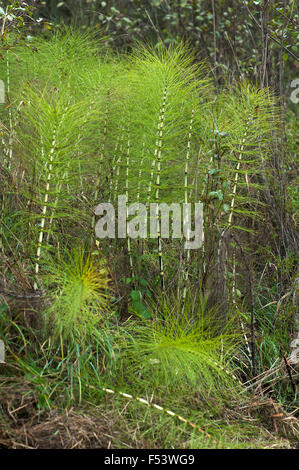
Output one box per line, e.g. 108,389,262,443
198,83,279,231
111,43,212,204
114,294,242,400
15,84,99,287
103,43,212,288
43,245,111,346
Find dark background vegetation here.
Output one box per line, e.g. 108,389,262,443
36,0,299,89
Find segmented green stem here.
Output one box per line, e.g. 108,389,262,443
155,84,168,290
217,118,250,293
45,102,71,244
125,130,134,276
189,149,204,277
34,126,57,290
227,119,250,228
45,163,70,245
109,134,120,202
137,140,145,204
182,110,194,304
147,149,156,204
136,141,146,257
113,126,125,201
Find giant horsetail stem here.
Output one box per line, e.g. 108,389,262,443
34,126,57,290
155,83,168,290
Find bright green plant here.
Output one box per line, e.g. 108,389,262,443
114,294,242,400
104,43,212,290
43,246,112,346
16,85,99,287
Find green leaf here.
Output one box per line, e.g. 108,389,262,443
130,290,141,301
216,190,223,201
132,299,152,319
0,303,7,314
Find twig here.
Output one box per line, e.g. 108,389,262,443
145,9,162,43
283,355,297,395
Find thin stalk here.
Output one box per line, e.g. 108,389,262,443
155,84,168,290
147,159,156,205
182,110,194,304
188,149,204,282
5,52,13,171
108,134,122,254
211,0,218,90
26,136,45,242
34,126,57,290
147,120,163,206
125,130,134,278
45,164,70,245
45,102,71,244
137,141,145,258
109,134,120,202
232,250,251,361
231,233,256,376
113,126,125,201
0,53,13,251
137,141,145,204
88,384,218,445
227,119,250,229
91,107,108,240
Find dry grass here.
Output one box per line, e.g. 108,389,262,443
0,375,298,449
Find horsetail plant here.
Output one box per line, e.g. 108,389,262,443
15,84,100,289
221,84,279,234
155,84,168,289
115,43,210,289
115,294,243,402
182,109,195,305
34,124,57,290
43,245,111,346
125,128,135,278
